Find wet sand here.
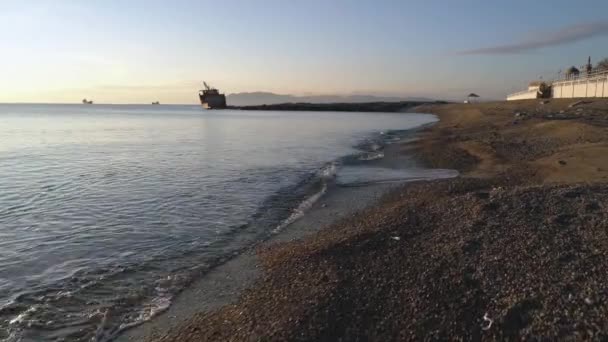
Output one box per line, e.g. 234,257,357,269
130,99,608,340
117,182,401,342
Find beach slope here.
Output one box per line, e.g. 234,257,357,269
152,99,608,340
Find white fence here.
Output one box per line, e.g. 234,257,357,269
506,89,540,101
507,69,608,101
551,70,608,99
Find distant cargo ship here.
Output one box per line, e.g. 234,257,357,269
199,82,226,109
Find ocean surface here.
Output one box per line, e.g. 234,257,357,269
0,104,451,341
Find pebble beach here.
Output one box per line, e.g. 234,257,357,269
137,99,608,341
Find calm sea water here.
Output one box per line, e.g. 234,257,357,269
0,104,443,341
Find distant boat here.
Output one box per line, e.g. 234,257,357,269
198,82,226,109
82,99,93,105
152,101,160,105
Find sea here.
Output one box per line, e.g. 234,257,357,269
0,104,453,341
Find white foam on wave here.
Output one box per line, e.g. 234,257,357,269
9,305,39,325
358,151,385,161
318,162,338,179
272,183,327,234
92,276,177,341
117,294,172,333
272,162,337,233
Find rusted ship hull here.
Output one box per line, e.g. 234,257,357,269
199,82,227,109
199,93,227,109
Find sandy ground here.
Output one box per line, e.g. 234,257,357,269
411,99,608,183
134,99,608,341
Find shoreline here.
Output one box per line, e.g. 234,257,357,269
148,98,608,340
117,181,403,342
116,113,443,341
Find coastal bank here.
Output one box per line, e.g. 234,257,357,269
227,100,446,112
128,99,607,341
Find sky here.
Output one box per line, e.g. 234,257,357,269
1,0,608,104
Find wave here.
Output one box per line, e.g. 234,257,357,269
271,125,433,234
272,162,337,233
357,151,385,161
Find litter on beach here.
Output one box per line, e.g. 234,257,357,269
481,313,493,330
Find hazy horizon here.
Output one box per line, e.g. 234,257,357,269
0,91,435,106
2,0,608,104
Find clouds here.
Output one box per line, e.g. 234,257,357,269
459,21,608,55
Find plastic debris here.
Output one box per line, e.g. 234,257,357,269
481,313,493,331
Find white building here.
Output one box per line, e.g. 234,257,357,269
506,82,546,101
507,57,608,101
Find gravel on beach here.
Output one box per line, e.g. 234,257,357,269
152,99,608,341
